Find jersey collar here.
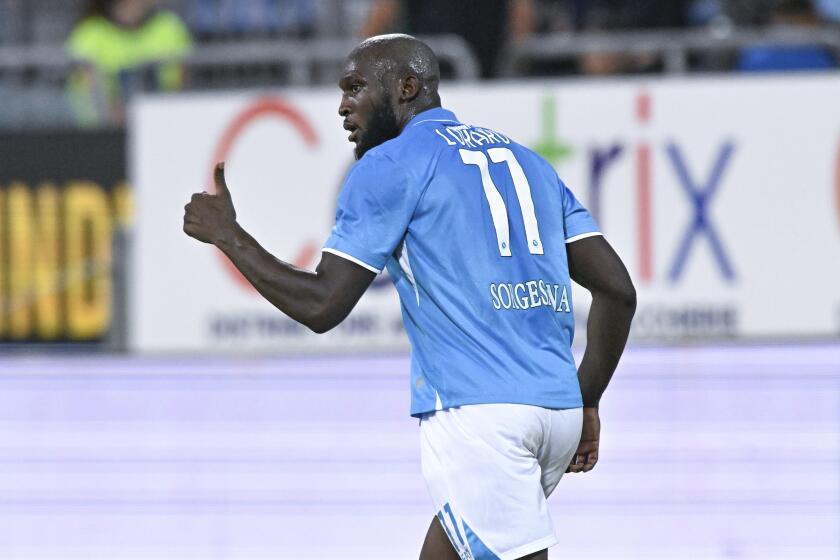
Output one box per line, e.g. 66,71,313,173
406,107,459,129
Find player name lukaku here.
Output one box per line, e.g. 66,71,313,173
490,280,571,312
434,124,511,147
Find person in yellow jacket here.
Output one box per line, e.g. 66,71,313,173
67,0,192,125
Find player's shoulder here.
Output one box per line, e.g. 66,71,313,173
350,143,414,188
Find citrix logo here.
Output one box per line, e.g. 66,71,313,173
533,93,737,285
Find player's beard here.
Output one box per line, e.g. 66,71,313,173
355,95,400,160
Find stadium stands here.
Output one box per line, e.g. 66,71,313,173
0,0,838,128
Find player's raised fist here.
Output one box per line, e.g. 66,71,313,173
183,162,237,245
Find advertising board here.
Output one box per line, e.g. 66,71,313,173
0,130,130,345
131,75,840,352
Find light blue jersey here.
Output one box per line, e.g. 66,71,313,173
323,108,600,417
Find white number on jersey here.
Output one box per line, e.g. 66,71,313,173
459,148,544,257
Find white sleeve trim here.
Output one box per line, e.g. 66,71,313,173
321,248,382,274
565,231,603,244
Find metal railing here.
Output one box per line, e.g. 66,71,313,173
0,34,479,127
0,34,480,83
179,34,480,89
3,25,838,80
1,26,838,128
504,25,840,75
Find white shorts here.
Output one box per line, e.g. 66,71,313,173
420,404,583,560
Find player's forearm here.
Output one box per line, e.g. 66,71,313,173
215,224,334,333
577,288,636,408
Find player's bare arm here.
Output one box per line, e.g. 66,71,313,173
182,36,439,334
182,163,376,333
566,235,636,473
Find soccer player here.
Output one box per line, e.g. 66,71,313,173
183,34,636,560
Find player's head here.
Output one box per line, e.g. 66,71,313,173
339,34,441,159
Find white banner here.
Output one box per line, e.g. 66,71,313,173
131,74,840,352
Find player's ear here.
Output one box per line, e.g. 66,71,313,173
399,75,420,103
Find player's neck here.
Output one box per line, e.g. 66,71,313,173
397,100,442,133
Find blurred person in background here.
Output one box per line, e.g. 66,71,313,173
568,0,690,30
737,0,838,71
570,0,691,75
360,0,536,78
523,0,695,76
66,0,192,125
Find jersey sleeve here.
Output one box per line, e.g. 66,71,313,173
323,152,419,273
560,178,601,243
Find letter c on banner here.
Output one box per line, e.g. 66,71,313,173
209,98,319,293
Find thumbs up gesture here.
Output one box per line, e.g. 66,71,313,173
183,162,238,245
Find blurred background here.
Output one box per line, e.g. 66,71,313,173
1,0,840,558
